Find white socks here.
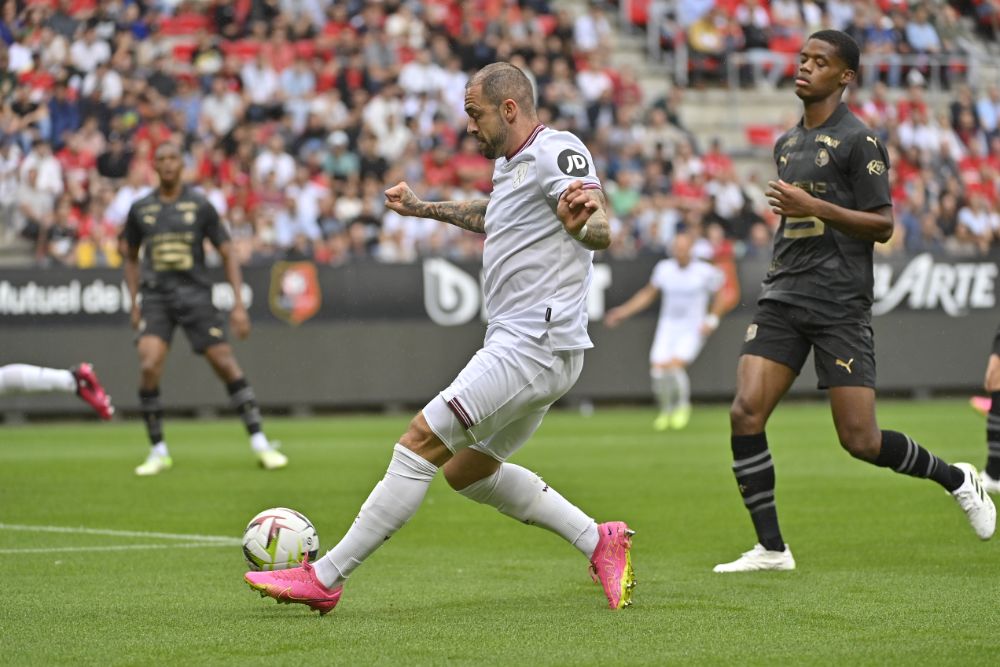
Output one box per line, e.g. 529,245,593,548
458,462,599,558
249,432,270,453
151,442,169,457
651,367,690,413
313,443,437,588
0,364,76,396
651,368,675,414
672,367,691,409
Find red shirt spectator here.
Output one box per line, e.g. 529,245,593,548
423,144,458,188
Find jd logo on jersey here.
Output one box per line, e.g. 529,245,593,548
558,149,589,177
269,261,322,326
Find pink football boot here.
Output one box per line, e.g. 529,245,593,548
588,521,636,610
970,396,991,417
71,363,114,420
244,558,343,616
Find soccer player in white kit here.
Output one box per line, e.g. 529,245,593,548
0,363,114,419
605,231,727,431
246,62,636,613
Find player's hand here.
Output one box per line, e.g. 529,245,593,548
130,303,141,330
230,305,251,340
700,313,721,337
557,180,598,235
766,180,817,219
604,307,626,328
384,181,423,217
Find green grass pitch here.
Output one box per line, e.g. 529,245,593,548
1,400,996,665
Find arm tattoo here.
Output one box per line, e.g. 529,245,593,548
414,199,489,234
580,189,611,250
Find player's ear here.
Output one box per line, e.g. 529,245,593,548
840,67,856,87
502,99,517,122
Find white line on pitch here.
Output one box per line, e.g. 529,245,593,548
0,523,242,544
0,542,235,555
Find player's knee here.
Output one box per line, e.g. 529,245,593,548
138,355,163,382
398,412,451,466
839,430,880,461
730,395,764,433
442,452,500,491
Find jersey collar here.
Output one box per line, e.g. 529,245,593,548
505,123,545,161
798,102,849,130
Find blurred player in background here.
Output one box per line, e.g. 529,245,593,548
121,142,285,476
246,62,635,614
0,363,113,419
715,30,995,573
977,329,1000,493
605,229,732,431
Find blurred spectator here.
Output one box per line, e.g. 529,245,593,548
253,134,296,189
573,1,613,55
0,0,998,270
0,135,20,242
69,24,110,74
42,196,78,267
955,193,999,255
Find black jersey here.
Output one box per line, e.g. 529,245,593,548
761,103,891,319
122,186,230,292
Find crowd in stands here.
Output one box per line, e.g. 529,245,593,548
0,0,998,271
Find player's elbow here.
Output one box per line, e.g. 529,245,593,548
874,220,893,244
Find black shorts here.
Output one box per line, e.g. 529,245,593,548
741,300,876,389
138,288,227,354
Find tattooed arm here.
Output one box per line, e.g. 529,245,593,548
556,181,611,250
384,181,488,234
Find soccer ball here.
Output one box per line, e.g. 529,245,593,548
242,507,320,571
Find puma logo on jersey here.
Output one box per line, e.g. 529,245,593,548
866,135,878,147
835,358,854,373
209,327,223,338
779,155,788,167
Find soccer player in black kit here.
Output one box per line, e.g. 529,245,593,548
121,142,287,475
714,31,994,572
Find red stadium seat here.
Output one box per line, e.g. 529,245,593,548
746,124,777,147
158,12,212,37
172,42,197,63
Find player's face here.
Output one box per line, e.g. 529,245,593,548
464,84,509,160
794,39,854,102
154,146,183,184
672,233,693,265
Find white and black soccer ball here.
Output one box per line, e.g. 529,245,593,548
242,507,319,571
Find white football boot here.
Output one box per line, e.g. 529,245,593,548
952,463,996,540
713,543,796,573
980,470,1000,495
135,451,173,476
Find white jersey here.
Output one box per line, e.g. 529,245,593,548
482,125,602,350
650,258,725,329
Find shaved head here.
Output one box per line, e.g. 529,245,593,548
468,62,536,117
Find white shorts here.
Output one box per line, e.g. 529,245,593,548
423,326,584,462
649,323,704,365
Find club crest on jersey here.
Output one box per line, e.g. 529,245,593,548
512,162,529,189
558,149,589,177
269,261,322,326
815,148,829,167
184,211,196,224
